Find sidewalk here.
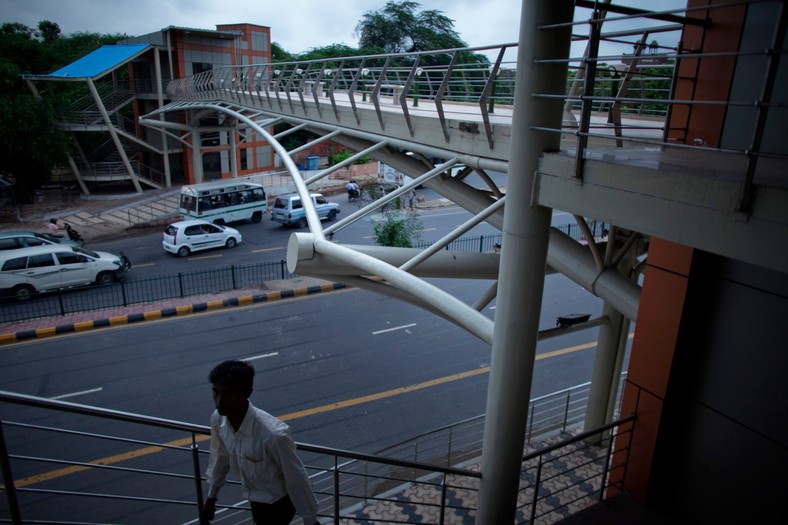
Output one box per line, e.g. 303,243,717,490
0,276,346,345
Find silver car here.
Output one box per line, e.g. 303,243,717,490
0,230,82,250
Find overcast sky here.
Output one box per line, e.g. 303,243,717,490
1,0,530,54
3,1,687,56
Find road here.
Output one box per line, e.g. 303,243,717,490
0,267,606,523
0,190,613,523
86,196,578,279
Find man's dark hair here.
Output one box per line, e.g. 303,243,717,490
209,360,254,390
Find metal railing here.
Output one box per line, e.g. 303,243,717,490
163,1,786,202
0,260,293,324
0,388,635,524
371,375,626,470
1,221,607,326
0,225,606,325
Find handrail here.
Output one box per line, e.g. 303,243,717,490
0,390,206,434
0,390,480,524
0,389,635,524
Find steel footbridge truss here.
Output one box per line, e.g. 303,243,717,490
139,45,643,345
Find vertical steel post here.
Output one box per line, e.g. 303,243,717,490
439,473,448,524
333,456,340,524
0,423,22,524
190,433,207,524
475,1,574,523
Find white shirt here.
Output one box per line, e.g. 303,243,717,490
205,402,318,522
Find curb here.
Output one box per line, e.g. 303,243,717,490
0,282,346,345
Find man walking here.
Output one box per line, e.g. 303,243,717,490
200,360,319,524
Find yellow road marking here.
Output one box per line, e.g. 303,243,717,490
188,254,223,261
251,247,282,253
13,339,606,487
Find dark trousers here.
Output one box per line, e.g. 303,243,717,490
250,494,296,525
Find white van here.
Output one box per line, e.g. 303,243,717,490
270,192,340,228
0,245,131,300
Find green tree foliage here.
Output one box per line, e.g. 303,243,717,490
296,44,359,62
328,150,371,166
352,1,487,70
355,1,467,53
372,209,423,248
0,21,126,201
271,42,294,62
355,1,466,54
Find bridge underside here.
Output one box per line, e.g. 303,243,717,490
142,98,647,345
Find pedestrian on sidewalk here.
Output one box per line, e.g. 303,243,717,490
200,360,319,525
404,188,417,210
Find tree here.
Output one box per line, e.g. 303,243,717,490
354,1,466,54
271,42,294,62
0,22,127,201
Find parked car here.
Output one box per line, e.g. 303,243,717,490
0,230,82,250
0,245,131,301
162,219,242,257
270,192,340,228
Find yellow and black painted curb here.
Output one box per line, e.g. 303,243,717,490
0,282,346,345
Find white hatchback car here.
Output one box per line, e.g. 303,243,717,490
162,219,242,257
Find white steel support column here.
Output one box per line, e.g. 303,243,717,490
86,78,143,193
476,1,574,523
229,123,239,179
584,303,626,436
585,241,638,436
154,47,172,187
191,130,203,184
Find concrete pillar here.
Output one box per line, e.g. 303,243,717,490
475,1,574,523
229,123,239,179
585,303,625,436
586,237,639,438
192,130,203,184
476,0,574,525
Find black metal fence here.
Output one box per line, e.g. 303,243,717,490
1,221,606,325
413,220,607,252
0,260,293,324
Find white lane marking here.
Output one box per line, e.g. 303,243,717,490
243,352,279,362
372,323,417,335
133,262,156,268
50,387,103,400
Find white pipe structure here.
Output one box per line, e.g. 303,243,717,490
143,102,496,343
288,233,495,344
141,104,640,322
86,78,143,193
476,2,574,522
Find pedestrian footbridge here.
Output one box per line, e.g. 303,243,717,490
133,3,787,523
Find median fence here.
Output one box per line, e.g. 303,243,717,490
0,221,606,324
0,260,293,324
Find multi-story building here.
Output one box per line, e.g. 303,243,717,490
24,23,275,195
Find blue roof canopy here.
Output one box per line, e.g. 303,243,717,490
39,44,151,80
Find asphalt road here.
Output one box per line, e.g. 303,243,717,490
0,192,609,523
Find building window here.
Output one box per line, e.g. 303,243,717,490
192,62,212,75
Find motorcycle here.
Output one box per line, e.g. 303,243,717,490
347,185,363,202
64,222,83,244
